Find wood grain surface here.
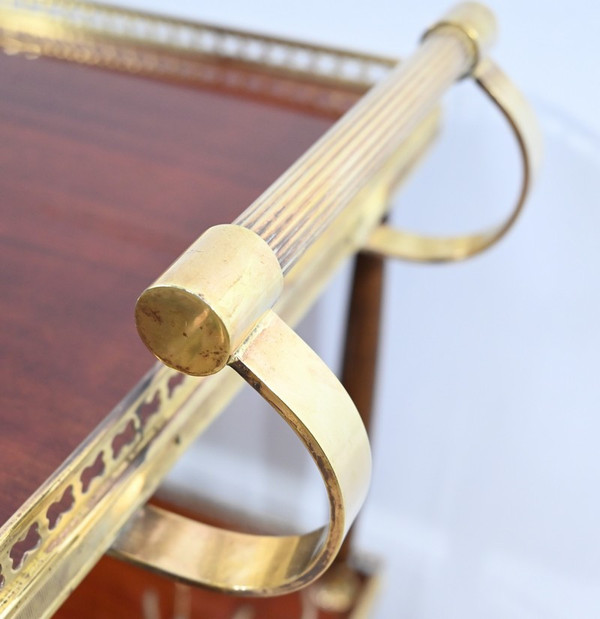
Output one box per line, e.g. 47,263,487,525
0,52,334,527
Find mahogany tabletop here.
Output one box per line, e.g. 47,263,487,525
0,51,334,527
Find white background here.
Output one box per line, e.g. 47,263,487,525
116,2,600,617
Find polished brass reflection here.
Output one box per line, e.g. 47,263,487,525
129,0,540,600
0,0,541,615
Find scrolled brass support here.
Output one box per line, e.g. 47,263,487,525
125,225,371,595
113,310,371,596
135,225,284,377
363,14,542,262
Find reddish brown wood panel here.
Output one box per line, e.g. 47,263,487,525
0,53,333,526
57,555,364,619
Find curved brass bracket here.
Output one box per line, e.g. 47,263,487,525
363,57,542,262
111,310,371,596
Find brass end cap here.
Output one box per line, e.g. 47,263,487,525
135,224,283,376
423,2,497,73
136,286,229,376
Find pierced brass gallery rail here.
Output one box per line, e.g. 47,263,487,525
0,0,396,116
0,1,541,616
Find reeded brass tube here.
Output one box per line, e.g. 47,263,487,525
235,5,495,272
136,4,498,377
124,3,509,598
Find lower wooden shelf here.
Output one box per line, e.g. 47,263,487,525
55,553,379,619
54,496,380,618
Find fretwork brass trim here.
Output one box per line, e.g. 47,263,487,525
0,0,398,115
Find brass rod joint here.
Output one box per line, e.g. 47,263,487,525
135,225,283,376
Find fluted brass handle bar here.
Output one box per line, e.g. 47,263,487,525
364,57,542,261
129,1,538,601
136,3,500,379
234,4,496,273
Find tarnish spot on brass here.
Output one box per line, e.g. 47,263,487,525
229,359,262,392
81,452,105,493
46,486,75,530
135,286,229,376
139,305,163,325
10,523,41,571
112,420,137,459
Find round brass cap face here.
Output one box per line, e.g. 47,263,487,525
135,286,229,376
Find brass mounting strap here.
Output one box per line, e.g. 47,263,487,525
113,309,371,596
119,225,371,595
363,56,542,262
